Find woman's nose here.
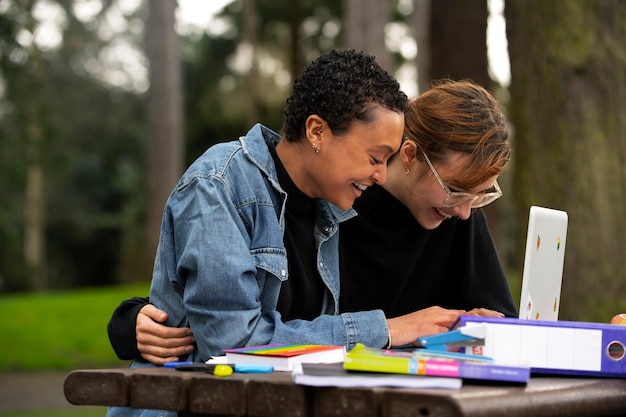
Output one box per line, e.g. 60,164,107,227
454,201,473,220
372,165,387,185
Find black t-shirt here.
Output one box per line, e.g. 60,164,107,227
268,143,324,321
339,184,518,318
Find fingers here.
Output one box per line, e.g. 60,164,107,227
388,312,457,346
410,325,448,346
136,308,195,365
140,352,185,366
140,304,169,323
388,307,473,346
433,308,466,329
435,325,450,334
467,308,505,318
137,330,195,348
138,340,194,365
137,312,193,339
136,331,195,364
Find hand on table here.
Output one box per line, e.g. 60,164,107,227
386,306,467,347
386,306,506,347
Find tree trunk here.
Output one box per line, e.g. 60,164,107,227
23,5,47,291
145,0,184,274
428,0,489,88
24,147,46,290
287,2,306,80
244,0,260,127
506,0,626,321
343,0,392,71
412,0,431,94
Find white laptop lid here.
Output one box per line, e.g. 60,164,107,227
518,206,568,321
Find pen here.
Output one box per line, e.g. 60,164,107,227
174,363,273,374
172,363,214,371
163,361,194,368
174,363,234,376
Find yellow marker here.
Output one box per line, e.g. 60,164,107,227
213,364,233,377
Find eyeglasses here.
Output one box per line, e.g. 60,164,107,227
421,151,502,208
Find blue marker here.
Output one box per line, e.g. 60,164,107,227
163,361,194,368
169,361,273,373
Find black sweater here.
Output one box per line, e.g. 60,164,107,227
339,185,517,318
108,185,517,360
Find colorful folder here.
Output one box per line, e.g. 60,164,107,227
418,316,626,377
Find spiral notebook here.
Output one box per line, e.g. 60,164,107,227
518,206,568,321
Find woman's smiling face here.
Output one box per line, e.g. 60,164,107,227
305,108,405,211
404,152,499,230
386,79,510,230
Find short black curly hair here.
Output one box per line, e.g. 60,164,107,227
282,49,408,141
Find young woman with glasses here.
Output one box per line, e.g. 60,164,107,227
339,80,515,335
106,79,516,366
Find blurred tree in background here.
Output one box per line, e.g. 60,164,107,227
506,0,626,321
144,0,184,270
1,0,624,322
0,0,145,290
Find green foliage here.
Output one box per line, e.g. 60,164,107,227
0,284,149,371
0,0,146,291
182,32,244,161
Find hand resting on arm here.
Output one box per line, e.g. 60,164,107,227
136,304,195,365
134,304,504,363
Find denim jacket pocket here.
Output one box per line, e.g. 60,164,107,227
252,249,288,282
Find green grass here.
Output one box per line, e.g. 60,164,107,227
0,283,150,371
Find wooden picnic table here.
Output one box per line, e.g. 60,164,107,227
64,366,626,417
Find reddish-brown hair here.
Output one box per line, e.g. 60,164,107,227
403,79,510,188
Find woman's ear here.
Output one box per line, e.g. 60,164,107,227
400,140,418,168
304,115,326,142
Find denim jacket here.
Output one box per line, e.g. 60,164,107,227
146,124,388,362
106,124,390,417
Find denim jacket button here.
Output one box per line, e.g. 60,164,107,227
280,269,287,277
319,262,324,268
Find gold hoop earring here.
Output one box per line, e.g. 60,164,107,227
405,167,410,175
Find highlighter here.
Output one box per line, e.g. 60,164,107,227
173,362,273,374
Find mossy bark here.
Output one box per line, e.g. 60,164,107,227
506,0,626,321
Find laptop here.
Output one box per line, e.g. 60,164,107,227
518,206,568,321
